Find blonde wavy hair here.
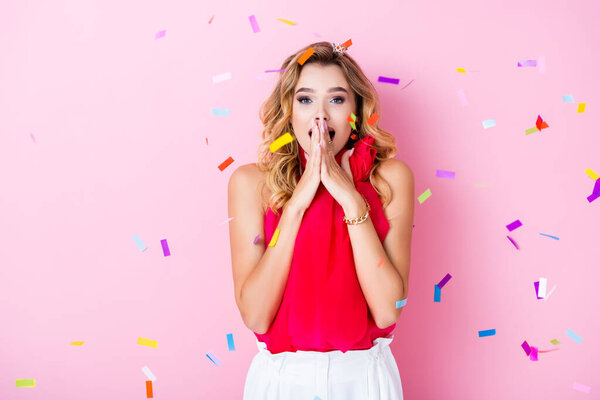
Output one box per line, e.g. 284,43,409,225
257,41,398,215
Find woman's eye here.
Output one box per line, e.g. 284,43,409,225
297,97,345,104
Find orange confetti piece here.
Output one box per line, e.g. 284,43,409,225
218,156,234,171
368,113,380,126
146,381,153,398
298,47,315,66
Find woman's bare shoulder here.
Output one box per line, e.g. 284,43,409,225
377,158,414,183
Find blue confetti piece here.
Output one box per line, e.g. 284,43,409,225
566,329,582,343
211,108,230,116
132,234,147,251
226,333,235,351
561,94,574,103
478,329,496,337
206,351,222,366
539,233,559,240
482,119,496,129
396,299,407,309
434,284,441,302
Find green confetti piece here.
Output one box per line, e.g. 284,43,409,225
550,339,560,345
16,379,35,387
418,189,432,204
525,127,539,135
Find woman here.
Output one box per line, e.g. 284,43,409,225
228,41,414,400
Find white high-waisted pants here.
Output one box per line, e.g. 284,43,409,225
243,335,403,400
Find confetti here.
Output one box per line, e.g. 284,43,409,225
377,258,384,268
218,156,234,171
142,366,156,381
457,89,468,106
70,341,85,346
269,228,280,247
550,339,561,345
15,379,35,387
208,15,214,24
377,76,400,84
533,281,543,299
418,189,432,204
155,30,166,40
160,238,170,257
585,168,599,180
227,333,235,351
521,340,532,356
367,113,380,126
544,284,557,300
572,382,591,394
517,60,537,67
133,234,147,251
529,346,539,361
577,103,586,113
434,284,441,302
269,132,294,152
248,15,260,33
456,67,466,73
507,235,519,249
437,273,452,289
566,329,582,343
220,217,235,225
212,72,232,84
538,277,547,298
277,18,295,25
206,351,222,366
211,108,230,116
265,69,286,73
535,115,549,131
400,79,415,90
436,169,455,179
525,126,539,135
478,329,496,338
482,119,496,129
298,47,315,65
138,337,158,348
146,380,153,398
539,233,559,240
396,298,407,308
253,234,260,244
506,219,522,231
30,132,37,143
587,179,600,203
562,94,574,103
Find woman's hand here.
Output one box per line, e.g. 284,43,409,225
318,119,361,210
286,118,323,213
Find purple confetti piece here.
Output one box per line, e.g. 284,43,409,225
533,281,542,299
253,234,260,244
161,238,171,257
521,340,531,356
517,60,537,67
529,346,538,361
29,132,37,143
507,235,519,249
587,179,600,203
377,76,400,85
249,15,260,33
506,219,522,231
437,273,452,289
436,169,456,179
155,30,166,39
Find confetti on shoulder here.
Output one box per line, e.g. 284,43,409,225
268,228,281,247
395,298,407,308
138,337,158,348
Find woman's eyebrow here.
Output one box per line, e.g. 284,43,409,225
295,86,348,94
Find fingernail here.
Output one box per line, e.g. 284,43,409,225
349,148,355,156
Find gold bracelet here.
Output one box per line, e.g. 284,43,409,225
343,196,371,225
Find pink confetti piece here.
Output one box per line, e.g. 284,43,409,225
506,219,522,231
208,15,214,24
521,340,531,356
29,132,37,143
507,235,519,249
517,59,537,67
573,382,591,394
529,346,538,361
457,89,468,106
249,15,260,33
155,30,166,39
436,169,455,179
161,238,171,257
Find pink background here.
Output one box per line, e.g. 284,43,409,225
1,0,599,398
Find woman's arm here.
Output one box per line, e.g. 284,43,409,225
228,164,306,334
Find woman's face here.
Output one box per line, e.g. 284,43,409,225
291,63,357,157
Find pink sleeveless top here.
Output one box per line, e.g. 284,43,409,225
254,135,395,354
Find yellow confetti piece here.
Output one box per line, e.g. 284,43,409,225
70,341,85,346
15,379,35,387
525,126,539,135
456,68,466,73
137,337,158,348
269,132,294,152
418,189,432,204
268,228,280,247
550,339,561,345
576,103,586,113
277,18,295,25
585,168,599,180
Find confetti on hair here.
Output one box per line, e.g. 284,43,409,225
138,337,158,348
155,30,166,39
211,108,230,116
248,15,260,33
15,379,35,388
433,284,441,302
298,47,315,65
227,333,235,351
160,239,171,257
437,273,452,289
270,132,294,152
133,234,147,251
566,329,582,343
418,189,431,204
436,169,455,179
572,382,591,394
482,119,496,129
507,235,519,249
367,113,380,126
377,76,400,84
396,298,407,308
142,366,157,381
268,228,280,247
146,380,153,398
535,115,549,131
478,329,496,338
218,156,234,171
70,341,85,346
456,67,466,73
212,72,232,84
506,219,522,231
577,103,586,113
517,59,537,67
457,89,468,106
585,168,599,180
277,18,295,25
206,351,222,366
562,94,574,103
